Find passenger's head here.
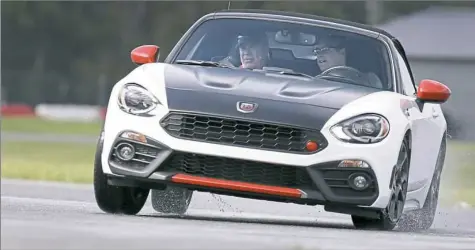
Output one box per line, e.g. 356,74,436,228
237,33,269,69
313,35,346,71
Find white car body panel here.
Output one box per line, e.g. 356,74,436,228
101,63,447,210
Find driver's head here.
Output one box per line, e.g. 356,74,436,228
237,33,269,69
313,34,346,71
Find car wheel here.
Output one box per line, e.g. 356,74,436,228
352,136,410,230
398,135,446,231
151,186,193,215
118,187,150,215
93,130,149,215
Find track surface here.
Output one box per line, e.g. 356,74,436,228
2,179,475,250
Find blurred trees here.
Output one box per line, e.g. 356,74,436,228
2,1,474,105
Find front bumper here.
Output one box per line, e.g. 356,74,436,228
102,107,402,209
106,131,382,207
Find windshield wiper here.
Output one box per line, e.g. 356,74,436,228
276,70,315,79
258,67,315,79
175,60,230,68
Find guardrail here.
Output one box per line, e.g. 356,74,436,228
1,103,107,122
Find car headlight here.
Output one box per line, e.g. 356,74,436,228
330,114,390,143
117,83,160,116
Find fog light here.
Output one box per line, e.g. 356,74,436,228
348,173,371,191
115,142,135,161
354,176,367,189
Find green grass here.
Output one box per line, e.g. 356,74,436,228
441,188,475,207
440,141,475,206
445,141,474,187
1,141,96,183
1,117,102,135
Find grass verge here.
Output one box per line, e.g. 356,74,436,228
1,141,96,183
1,117,102,135
440,140,475,206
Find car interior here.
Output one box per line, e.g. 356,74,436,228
180,25,392,90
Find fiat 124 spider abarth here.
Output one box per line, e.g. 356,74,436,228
93,10,451,231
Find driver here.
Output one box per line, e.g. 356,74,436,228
236,33,269,69
313,35,382,88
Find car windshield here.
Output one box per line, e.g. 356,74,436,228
173,18,393,90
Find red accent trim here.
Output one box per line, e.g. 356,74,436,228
171,174,302,198
417,79,451,103
305,141,318,152
131,45,159,65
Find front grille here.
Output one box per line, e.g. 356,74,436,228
160,112,327,153
159,152,315,189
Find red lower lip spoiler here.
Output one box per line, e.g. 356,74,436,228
171,174,303,198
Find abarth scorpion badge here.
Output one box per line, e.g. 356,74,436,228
236,101,258,113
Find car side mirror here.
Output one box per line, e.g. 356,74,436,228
416,79,451,104
131,45,160,65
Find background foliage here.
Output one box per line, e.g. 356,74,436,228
3,1,474,106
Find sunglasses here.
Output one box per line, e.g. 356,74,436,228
313,47,338,55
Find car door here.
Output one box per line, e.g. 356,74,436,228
420,101,446,166
395,52,438,190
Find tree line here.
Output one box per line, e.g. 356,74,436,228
2,1,473,105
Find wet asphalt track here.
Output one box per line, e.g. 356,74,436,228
2,179,475,250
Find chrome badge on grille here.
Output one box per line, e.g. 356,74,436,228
236,101,258,113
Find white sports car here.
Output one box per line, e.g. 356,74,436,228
93,9,451,231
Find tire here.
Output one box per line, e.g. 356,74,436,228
352,136,410,230
397,135,446,231
151,186,193,215
93,130,149,215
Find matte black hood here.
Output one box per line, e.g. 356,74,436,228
163,64,377,130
